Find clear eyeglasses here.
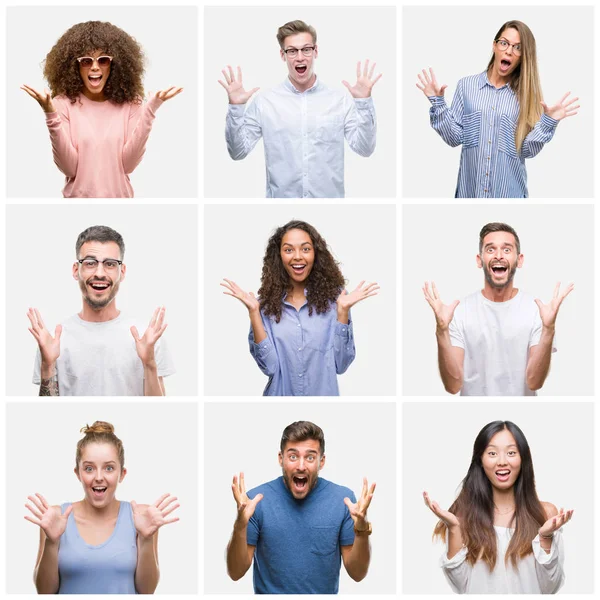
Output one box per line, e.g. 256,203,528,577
76,55,113,68
283,46,315,58
495,39,522,56
78,258,122,271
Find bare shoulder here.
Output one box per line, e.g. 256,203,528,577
541,501,558,519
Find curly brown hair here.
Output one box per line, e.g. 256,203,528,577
43,21,145,104
258,220,345,323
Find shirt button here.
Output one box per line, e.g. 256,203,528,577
487,157,490,160
488,140,491,144
298,347,302,351
298,373,303,377
342,328,346,332
297,323,301,327
484,189,488,193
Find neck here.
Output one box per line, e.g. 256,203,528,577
492,486,516,510
81,88,107,102
287,281,306,300
79,301,120,322
79,498,120,520
487,66,510,89
289,73,316,93
482,282,517,303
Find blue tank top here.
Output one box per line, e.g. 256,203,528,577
58,501,137,594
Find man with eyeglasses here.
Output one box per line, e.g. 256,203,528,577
27,225,174,396
219,19,381,198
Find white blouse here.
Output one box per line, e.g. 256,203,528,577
441,526,565,594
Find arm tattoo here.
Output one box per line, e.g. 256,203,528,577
39,376,59,396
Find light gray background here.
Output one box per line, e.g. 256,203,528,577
402,5,593,198
402,204,594,396
5,204,198,396
7,6,198,198
402,402,594,594
204,5,396,198
6,401,198,594
204,204,396,396
204,401,396,594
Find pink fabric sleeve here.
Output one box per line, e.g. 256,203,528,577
122,95,163,174
45,103,78,178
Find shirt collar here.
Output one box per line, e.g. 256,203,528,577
283,75,321,95
283,289,308,308
479,71,514,94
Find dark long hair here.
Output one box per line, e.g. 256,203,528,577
258,220,345,323
434,421,547,569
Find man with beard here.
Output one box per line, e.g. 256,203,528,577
423,222,573,396
226,421,375,593
27,225,174,396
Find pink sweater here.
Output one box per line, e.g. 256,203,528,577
44,94,163,198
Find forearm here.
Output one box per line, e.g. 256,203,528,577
225,104,261,160
45,112,79,177
436,329,463,394
226,524,252,581
34,538,60,594
521,114,558,158
526,327,554,391
446,525,464,559
143,363,164,396
249,309,267,344
39,362,59,396
135,535,159,594
344,536,371,582
428,96,463,147
123,97,162,174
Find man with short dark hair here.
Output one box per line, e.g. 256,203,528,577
28,225,174,396
423,222,573,395
226,421,375,593
219,19,381,198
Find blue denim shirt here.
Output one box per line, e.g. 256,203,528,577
249,298,355,396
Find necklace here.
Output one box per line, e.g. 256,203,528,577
494,505,515,515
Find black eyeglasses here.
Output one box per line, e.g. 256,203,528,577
78,258,122,271
76,55,113,68
495,39,522,56
283,46,315,58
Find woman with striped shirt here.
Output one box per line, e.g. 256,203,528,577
416,20,579,198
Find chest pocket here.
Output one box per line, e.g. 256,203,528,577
498,114,519,158
462,110,482,148
315,115,343,144
310,525,338,556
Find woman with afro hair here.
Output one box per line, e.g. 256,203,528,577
221,220,379,396
21,21,182,198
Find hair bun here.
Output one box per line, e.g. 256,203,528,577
80,421,115,435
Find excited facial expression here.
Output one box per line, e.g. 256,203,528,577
279,439,325,500
280,228,315,286
492,28,522,80
73,241,125,310
477,231,523,289
75,442,126,508
280,32,318,91
79,49,111,100
481,428,522,491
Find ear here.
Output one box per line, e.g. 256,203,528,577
72,261,80,280
119,467,127,483
319,453,326,470
278,452,283,467
476,254,483,269
119,263,127,282
313,44,318,59
74,466,81,482
280,49,286,62
517,253,524,268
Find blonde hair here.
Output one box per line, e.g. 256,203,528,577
487,20,543,153
76,421,125,469
276,20,317,49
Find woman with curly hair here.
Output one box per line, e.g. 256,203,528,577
221,220,378,396
423,421,573,594
21,21,182,198
24,421,180,593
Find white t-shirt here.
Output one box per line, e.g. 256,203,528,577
32,313,175,396
449,290,556,396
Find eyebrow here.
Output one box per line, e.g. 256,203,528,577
82,460,117,465
285,45,313,50
286,448,318,454
281,242,312,247
484,242,514,248
486,444,518,449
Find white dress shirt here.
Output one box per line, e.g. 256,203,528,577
225,77,377,198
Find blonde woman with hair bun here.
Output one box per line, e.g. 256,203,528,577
24,421,180,594
416,20,580,198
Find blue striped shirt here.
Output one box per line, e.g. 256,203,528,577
428,72,559,198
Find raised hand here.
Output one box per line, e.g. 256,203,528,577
342,60,382,98
153,87,184,102
21,84,56,113
423,491,460,529
336,281,380,313
131,494,180,540
344,477,376,530
131,307,168,367
534,282,574,329
24,493,72,543
218,66,259,105
416,68,447,98
541,92,580,121
221,279,260,313
232,472,263,528
539,508,574,538
27,308,61,371
423,282,459,331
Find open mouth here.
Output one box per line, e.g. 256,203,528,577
491,264,508,276
92,486,107,498
292,475,308,492
500,59,512,72
495,469,511,482
295,65,307,75
89,281,110,293
88,74,103,88
291,264,307,275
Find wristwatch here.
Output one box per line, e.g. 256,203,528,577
354,522,372,536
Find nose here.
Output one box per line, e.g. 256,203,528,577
505,45,514,55
94,262,106,275
496,453,507,465
293,248,302,260
297,457,307,470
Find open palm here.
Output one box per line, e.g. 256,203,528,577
423,282,459,330
423,491,459,529
132,494,180,539
218,66,259,105
342,60,382,98
24,493,72,543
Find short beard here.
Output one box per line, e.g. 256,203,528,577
78,277,120,310
484,261,518,289
282,470,319,498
